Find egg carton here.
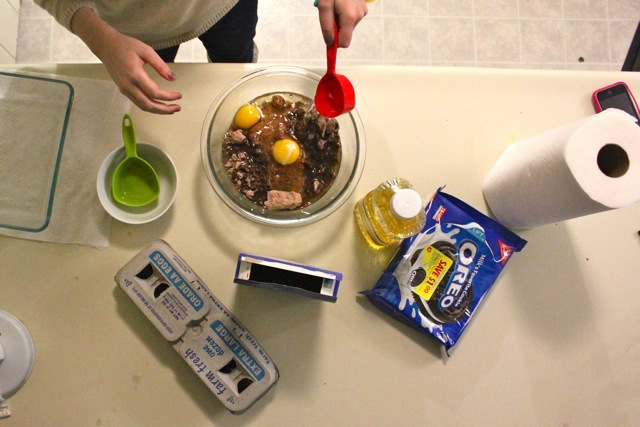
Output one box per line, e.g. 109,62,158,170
114,240,279,414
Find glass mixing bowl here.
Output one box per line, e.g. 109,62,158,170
201,66,366,227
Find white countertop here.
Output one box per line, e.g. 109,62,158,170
1,64,639,426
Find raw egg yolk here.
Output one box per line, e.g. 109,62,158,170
234,104,261,129
272,139,301,165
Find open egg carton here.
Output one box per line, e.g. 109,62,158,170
114,240,279,414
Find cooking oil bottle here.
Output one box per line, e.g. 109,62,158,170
354,178,426,249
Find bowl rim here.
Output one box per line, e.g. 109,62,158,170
200,65,366,227
97,142,178,224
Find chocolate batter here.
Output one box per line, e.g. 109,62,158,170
222,93,342,210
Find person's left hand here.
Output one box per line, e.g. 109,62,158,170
316,0,369,47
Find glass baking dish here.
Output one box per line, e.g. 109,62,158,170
0,71,74,232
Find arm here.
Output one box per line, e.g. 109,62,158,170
316,0,369,47
70,7,182,114
35,1,182,115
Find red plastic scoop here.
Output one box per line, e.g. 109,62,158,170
314,22,355,118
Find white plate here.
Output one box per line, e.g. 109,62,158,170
0,311,34,398
97,143,178,224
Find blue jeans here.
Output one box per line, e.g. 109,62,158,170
155,0,258,63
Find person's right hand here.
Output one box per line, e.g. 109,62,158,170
316,0,368,48
71,7,182,114
96,32,182,114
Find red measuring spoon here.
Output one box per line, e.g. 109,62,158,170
314,22,355,118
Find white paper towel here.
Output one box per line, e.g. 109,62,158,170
482,109,640,229
0,71,131,248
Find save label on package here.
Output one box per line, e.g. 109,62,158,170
411,245,454,301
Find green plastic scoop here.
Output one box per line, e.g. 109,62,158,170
111,114,160,207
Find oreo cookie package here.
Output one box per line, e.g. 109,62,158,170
362,189,527,352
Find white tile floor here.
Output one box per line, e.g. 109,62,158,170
16,0,640,71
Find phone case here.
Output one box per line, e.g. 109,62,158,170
592,81,640,115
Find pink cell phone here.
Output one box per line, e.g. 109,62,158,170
592,81,640,123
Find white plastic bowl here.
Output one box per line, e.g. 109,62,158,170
97,143,178,224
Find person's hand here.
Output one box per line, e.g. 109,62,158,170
316,0,368,48
71,7,182,114
94,32,182,114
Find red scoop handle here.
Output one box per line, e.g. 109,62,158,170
326,22,338,74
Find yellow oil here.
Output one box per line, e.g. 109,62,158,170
354,178,426,249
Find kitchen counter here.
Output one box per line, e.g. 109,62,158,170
1,64,639,426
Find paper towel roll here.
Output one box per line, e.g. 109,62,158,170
482,109,640,229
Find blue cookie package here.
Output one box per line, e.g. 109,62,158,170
361,189,527,353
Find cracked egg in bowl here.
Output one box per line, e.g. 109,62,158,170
201,66,366,227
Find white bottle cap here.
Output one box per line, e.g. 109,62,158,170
390,188,422,219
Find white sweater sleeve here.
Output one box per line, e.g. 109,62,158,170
34,0,98,32
34,0,240,49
